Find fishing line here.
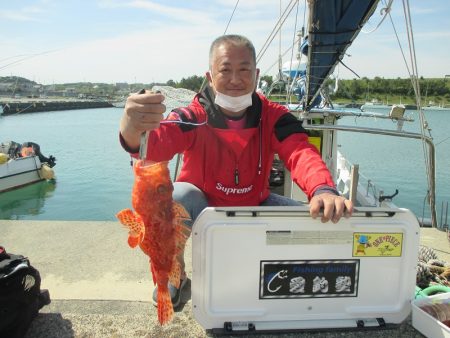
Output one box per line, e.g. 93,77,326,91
160,120,207,126
0,54,34,63
435,136,450,147
0,49,62,71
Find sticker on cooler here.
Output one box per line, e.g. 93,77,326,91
353,232,403,257
259,260,360,299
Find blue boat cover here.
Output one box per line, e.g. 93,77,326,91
305,0,380,109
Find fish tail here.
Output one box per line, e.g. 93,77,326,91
157,284,174,325
116,209,145,248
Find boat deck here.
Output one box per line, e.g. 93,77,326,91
1,220,447,337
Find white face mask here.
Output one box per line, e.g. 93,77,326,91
214,90,253,113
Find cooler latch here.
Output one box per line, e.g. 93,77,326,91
224,321,256,332
356,318,386,328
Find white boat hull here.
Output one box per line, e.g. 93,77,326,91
112,101,125,108
0,156,49,192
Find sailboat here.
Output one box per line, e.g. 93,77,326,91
191,0,448,335
251,0,438,226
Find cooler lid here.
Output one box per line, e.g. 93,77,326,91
191,206,420,333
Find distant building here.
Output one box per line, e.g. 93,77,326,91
63,88,77,97
115,82,129,90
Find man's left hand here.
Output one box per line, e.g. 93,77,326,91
309,193,353,223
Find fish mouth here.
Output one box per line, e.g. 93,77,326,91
136,159,157,167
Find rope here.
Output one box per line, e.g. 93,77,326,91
387,0,435,225
285,0,301,102
256,0,298,65
199,0,240,92
361,0,394,34
403,0,435,227
12,103,35,115
386,5,411,75
223,0,240,34
261,35,301,76
417,246,450,289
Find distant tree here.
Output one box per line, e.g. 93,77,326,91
166,79,176,87
260,75,273,87
177,75,204,92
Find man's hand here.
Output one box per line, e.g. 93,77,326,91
309,193,353,223
119,90,166,150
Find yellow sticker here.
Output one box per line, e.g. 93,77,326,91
308,136,322,153
353,233,403,257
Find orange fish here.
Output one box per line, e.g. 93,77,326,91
116,160,190,325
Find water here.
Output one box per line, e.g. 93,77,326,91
338,108,450,223
0,106,449,224
0,107,135,220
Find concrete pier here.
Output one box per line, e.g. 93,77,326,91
0,99,113,115
1,220,448,337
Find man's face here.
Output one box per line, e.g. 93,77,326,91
206,43,259,97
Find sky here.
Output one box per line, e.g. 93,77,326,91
0,0,449,85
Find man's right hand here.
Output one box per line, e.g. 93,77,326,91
119,90,166,150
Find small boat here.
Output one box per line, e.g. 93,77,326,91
0,141,56,193
360,100,391,111
111,100,126,108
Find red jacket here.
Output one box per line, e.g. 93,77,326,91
124,87,335,206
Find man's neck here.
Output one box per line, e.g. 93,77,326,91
222,109,246,120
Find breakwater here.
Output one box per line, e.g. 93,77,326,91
0,99,113,115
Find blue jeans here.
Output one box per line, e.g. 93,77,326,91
173,182,301,278
173,182,301,227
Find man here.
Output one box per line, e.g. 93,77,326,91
120,34,353,307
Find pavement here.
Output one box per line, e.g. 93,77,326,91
1,220,449,338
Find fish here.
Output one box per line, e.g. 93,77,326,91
116,160,191,325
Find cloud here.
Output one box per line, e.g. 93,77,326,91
6,25,215,84
0,2,48,22
98,0,215,26
1,0,448,83
0,9,41,22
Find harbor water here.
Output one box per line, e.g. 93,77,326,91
0,105,449,224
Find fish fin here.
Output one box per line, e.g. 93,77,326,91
172,202,191,254
116,209,145,248
157,284,174,325
127,233,142,248
173,202,191,220
168,259,181,288
150,260,157,286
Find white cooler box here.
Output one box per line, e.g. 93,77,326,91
192,206,420,334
